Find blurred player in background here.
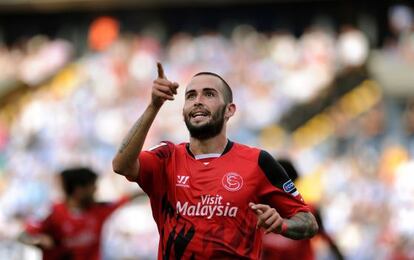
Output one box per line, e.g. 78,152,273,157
112,63,318,259
261,159,344,260
18,167,141,260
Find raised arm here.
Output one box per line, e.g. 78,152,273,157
112,63,179,180
250,203,318,240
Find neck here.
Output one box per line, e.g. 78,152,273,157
189,132,228,155
66,197,87,210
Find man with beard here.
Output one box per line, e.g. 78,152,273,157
112,63,318,259
18,167,138,260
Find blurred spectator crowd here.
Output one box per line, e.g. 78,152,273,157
0,3,414,259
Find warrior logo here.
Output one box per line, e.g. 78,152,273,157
177,175,190,188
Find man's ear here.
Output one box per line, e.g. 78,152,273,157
225,103,236,120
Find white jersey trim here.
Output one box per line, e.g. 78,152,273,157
148,142,168,151
194,153,221,160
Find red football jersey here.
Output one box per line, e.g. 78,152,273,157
131,140,310,260
25,197,129,260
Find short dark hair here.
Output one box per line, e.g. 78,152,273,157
193,72,233,103
277,159,299,182
60,167,98,196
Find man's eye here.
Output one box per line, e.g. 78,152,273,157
206,92,214,97
186,94,195,99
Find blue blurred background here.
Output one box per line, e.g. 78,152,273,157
0,0,414,259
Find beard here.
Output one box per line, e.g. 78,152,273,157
184,105,226,140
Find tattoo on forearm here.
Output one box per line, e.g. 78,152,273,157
283,212,318,240
118,117,144,153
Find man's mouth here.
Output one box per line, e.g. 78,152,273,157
190,110,210,120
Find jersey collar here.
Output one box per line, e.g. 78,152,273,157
186,140,234,159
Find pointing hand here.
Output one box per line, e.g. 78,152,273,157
151,62,179,108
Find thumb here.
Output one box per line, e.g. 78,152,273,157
171,82,179,94
249,202,263,215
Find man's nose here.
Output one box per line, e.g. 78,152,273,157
194,94,204,105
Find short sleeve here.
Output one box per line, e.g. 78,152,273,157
257,150,310,218
137,142,172,196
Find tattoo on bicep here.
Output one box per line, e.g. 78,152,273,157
284,212,318,240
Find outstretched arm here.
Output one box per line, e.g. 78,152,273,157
18,231,54,250
250,203,318,240
112,63,179,181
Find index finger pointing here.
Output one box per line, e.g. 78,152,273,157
157,62,165,79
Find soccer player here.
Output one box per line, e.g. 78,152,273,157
112,63,319,259
18,167,140,260
261,159,344,260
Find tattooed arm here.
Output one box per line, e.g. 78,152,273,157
112,63,179,180
250,203,318,240
283,211,319,239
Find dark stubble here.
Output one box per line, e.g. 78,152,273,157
184,105,226,140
